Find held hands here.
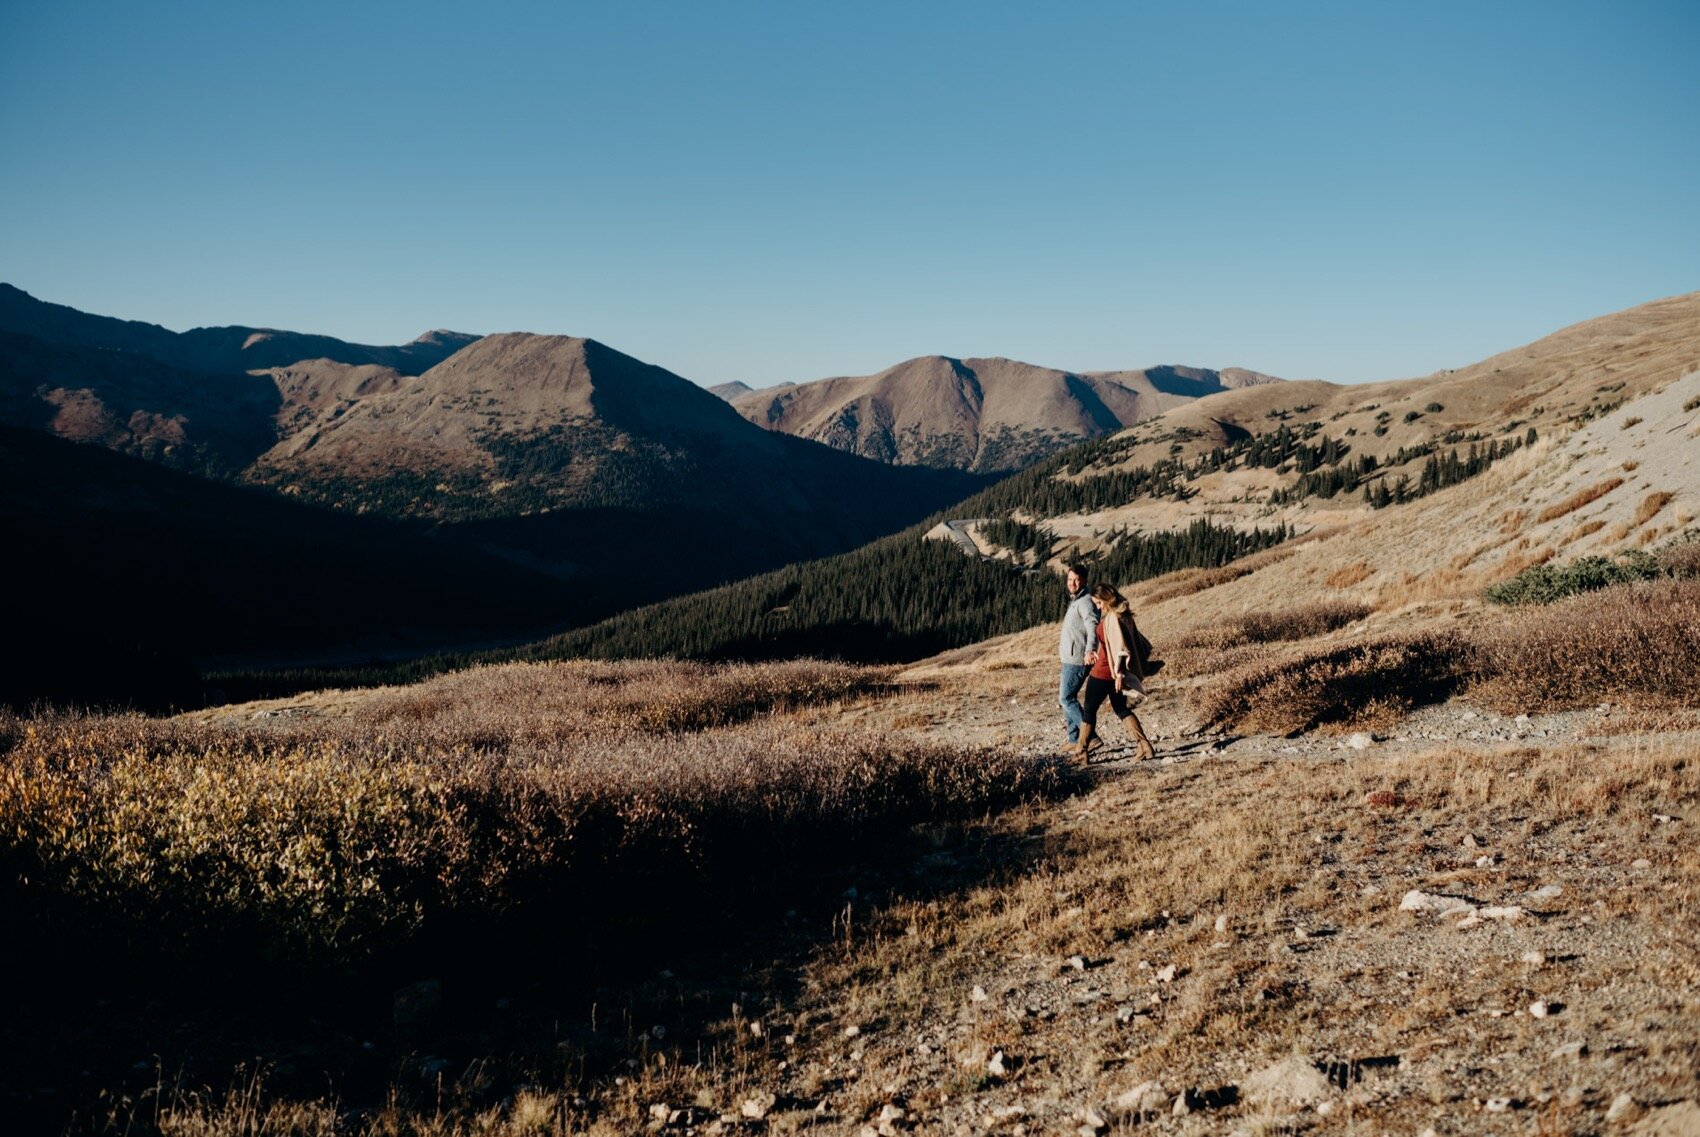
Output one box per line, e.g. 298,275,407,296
1084,649,1099,666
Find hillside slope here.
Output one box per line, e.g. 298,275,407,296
0,426,584,708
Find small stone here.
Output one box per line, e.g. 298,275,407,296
1485,1097,1514,1113
1632,858,1653,869
749,1021,764,1038
1550,1041,1586,1060
1172,1093,1190,1117
1347,732,1375,750
1316,1100,1335,1116
649,1104,672,1122
1111,1081,1169,1116
741,1091,776,1120
1476,855,1495,867
1514,714,1531,724
1462,834,1481,850
1529,884,1564,901
1081,1107,1107,1130
1156,964,1178,983
1067,955,1088,971
879,1104,905,1123
987,1050,1008,1077
1522,949,1547,965
1215,914,1229,933
1605,1092,1637,1123
1242,1055,1333,1107
1530,1000,1551,1018
843,1024,861,1038
1479,905,1526,921
971,985,988,1003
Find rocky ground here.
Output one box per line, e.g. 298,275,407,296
615,670,1699,1137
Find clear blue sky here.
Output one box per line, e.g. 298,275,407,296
3,1,1696,387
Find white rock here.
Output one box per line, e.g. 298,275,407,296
1476,855,1496,867
879,1104,905,1122
1316,1100,1335,1116
749,1021,764,1038
1550,1041,1586,1060
1401,889,1478,916
1529,884,1564,901
1081,1107,1106,1130
1116,1006,1136,1024
1632,858,1653,869
1479,905,1527,921
1530,1000,1551,1018
741,1091,777,1120
1156,964,1178,983
1067,955,1087,971
1346,732,1376,750
1485,1097,1514,1113
1215,914,1229,933
843,1024,861,1038
649,1104,672,1122
1605,1092,1637,1123
971,985,988,1003
1522,949,1547,965
1111,1081,1170,1115
987,1050,1008,1077
1241,1055,1334,1107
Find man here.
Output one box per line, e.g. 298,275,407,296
1057,563,1098,749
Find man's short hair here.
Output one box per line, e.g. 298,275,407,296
1065,562,1089,579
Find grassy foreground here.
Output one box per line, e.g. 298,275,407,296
0,661,1064,1132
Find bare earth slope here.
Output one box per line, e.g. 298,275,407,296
732,356,1284,472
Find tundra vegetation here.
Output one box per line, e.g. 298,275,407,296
4,558,1697,1133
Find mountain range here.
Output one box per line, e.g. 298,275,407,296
721,358,1282,472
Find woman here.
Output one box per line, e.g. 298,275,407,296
1075,583,1157,763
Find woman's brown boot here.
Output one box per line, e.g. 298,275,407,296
1125,713,1156,762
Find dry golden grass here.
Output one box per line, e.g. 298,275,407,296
1632,490,1675,527
1561,518,1607,544
1322,561,1373,589
1534,476,1624,523
1496,508,1528,537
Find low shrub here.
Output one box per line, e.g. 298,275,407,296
1192,633,1469,735
1236,600,1372,643
1471,578,1700,711
0,662,1060,986
1484,551,1663,605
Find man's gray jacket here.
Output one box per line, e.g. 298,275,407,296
1058,593,1099,665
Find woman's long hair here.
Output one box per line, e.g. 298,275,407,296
1090,583,1129,613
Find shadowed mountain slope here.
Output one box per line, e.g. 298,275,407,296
0,425,586,709
0,283,478,375
730,355,1283,472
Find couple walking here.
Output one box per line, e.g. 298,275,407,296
1058,564,1156,763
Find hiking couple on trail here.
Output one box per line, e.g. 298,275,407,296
1058,564,1157,764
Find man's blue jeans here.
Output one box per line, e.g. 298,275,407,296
1058,663,1090,743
